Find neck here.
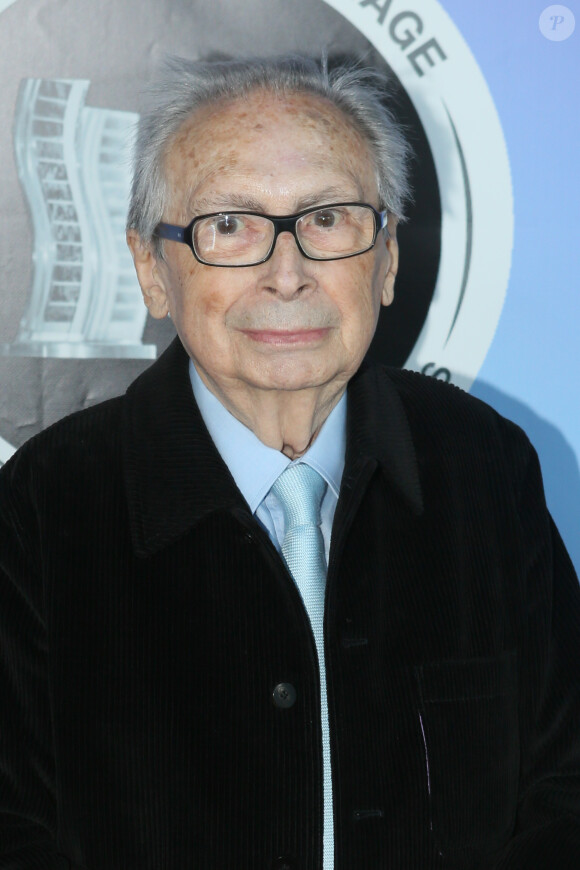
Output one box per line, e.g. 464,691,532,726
195,369,346,459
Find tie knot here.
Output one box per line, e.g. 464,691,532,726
271,463,327,531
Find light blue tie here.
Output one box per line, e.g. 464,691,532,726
271,463,333,870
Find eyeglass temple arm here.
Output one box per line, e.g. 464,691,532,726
155,223,186,243
379,210,390,238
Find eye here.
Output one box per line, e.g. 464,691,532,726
312,209,340,229
214,214,244,235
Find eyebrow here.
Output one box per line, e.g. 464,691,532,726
188,185,365,217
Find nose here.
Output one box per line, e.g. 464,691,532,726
260,231,312,298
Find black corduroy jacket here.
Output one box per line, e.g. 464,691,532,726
1,337,580,870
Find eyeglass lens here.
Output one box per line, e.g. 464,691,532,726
192,204,376,265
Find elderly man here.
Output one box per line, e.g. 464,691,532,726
1,55,580,870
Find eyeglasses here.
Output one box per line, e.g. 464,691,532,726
154,202,388,267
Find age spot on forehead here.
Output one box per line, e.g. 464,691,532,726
165,88,378,214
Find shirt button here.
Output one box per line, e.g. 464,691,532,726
272,857,295,869
272,682,297,709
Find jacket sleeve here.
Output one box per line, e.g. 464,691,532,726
493,442,580,868
0,452,66,869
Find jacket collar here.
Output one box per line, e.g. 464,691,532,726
123,338,423,557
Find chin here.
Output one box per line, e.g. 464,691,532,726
249,360,342,393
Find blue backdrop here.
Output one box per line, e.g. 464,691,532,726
443,2,579,570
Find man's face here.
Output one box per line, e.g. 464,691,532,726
130,90,398,398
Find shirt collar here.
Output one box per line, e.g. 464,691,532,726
189,360,346,513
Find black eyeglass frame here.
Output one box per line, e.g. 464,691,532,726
154,202,389,267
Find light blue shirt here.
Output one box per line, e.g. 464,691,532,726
189,360,346,870
189,360,346,562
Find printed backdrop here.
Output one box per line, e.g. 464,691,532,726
0,0,578,570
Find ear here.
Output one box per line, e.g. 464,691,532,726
126,230,170,319
381,216,399,308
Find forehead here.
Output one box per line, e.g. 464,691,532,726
163,90,378,213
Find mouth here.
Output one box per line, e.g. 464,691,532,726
239,328,331,346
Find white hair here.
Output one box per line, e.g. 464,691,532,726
127,55,413,253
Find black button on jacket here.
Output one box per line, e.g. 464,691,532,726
1,337,580,869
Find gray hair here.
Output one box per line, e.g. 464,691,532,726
127,55,413,253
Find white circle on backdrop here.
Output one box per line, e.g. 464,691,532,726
322,0,514,394
539,5,576,41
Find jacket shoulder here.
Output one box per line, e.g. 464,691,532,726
0,396,126,493
385,366,525,430
382,366,535,471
